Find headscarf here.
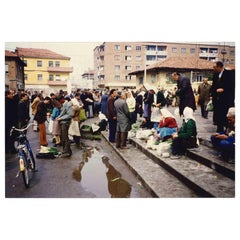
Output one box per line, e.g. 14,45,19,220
160,108,175,119
183,107,195,122
227,107,235,117
71,98,80,107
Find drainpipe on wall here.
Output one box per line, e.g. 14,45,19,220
190,70,193,83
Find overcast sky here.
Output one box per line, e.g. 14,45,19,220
5,42,102,82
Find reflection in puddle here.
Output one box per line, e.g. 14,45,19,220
72,147,131,198
102,156,131,198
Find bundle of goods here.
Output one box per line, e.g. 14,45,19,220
36,146,60,159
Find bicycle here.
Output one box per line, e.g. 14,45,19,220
10,123,37,188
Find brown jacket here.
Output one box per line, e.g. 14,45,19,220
31,96,40,115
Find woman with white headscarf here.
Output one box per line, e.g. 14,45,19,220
156,108,178,141
171,107,197,158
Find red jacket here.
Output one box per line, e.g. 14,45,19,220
159,117,177,128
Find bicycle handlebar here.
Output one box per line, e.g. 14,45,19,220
10,123,34,136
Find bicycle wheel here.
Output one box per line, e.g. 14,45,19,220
21,156,30,188
28,149,36,170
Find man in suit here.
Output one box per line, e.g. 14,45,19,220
211,61,235,132
171,72,196,116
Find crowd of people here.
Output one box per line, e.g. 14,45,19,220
5,61,235,162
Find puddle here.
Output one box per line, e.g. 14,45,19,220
72,147,132,198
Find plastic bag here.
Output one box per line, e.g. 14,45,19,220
48,119,53,133
206,100,213,111
79,108,87,121
150,107,161,122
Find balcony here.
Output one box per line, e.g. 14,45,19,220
146,50,167,56
47,67,73,73
48,80,67,86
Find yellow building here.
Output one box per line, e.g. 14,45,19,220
16,47,73,94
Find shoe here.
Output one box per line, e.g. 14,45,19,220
41,144,48,147
120,146,129,149
170,155,181,159
61,152,72,158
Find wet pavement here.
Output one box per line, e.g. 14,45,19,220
5,106,232,198
5,117,152,198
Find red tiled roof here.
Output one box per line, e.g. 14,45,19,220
5,50,18,57
129,56,216,75
16,47,71,60
148,56,215,70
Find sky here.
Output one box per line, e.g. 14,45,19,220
5,42,102,83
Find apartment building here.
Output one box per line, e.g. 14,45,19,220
93,42,235,89
5,50,26,90
15,47,73,94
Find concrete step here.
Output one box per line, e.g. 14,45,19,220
129,138,234,197
101,132,197,197
186,145,235,180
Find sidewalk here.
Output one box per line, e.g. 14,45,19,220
101,106,235,197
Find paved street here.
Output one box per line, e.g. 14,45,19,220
5,106,220,198
5,117,152,198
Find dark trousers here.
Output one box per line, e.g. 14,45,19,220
200,103,208,118
60,121,72,154
172,137,197,155
116,132,128,148
108,119,117,142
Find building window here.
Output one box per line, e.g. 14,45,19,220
49,61,54,67
115,75,120,80
125,65,132,71
56,75,61,81
136,66,141,70
138,76,143,85
115,65,120,71
136,55,142,61
146,55,156,61
181,48,186,54
157,46,166,51
151,74,156,83
37,74,42,80
49,74,54,81
125,75,131,81
136,46,141,51
230,50,235,56
98,75,105,80
55,61,60,67
190,48,195,54
114,45,120,51
24,74,28,81
125,45,132,51
37,60,42,67
172,47,177,53
125,55,132,61
114,55,120,60
146,45,156,51
98,65,104,71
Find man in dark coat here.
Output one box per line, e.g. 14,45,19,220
18,93,30,129
172,72,196,116
198,77,211,119
114,91,131,149
211,61,235,132
5,90,18,154
106,89,117,143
